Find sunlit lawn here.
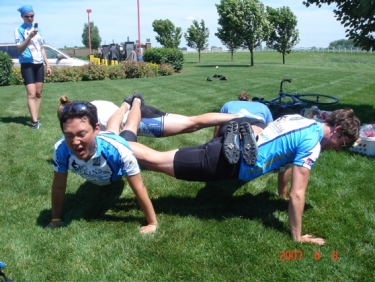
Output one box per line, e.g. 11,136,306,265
0,51,374,281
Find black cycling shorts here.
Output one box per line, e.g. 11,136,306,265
21,63,44,85
173,137,241,182
120,130,137,142
173,118,267,182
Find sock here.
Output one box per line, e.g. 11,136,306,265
122,102,131,110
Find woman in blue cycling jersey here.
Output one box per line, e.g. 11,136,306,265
15,5,51,129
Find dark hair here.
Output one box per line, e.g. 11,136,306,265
324,108,361,147
59,101,98,131
238,91,250,101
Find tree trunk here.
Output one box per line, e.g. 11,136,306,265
231,50,234,61
249,48,254,66
282,52,285,64
198,50,201,63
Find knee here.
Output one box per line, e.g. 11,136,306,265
187,116,200,131
35,91,42,99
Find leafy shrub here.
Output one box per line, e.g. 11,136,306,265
107,65,127,80
9,66,23,85
158,63,175,76
143,48,184,72
0,51,14,86
5,61,173,85
121,61,155,79
45,67,82,83
80,64,109,81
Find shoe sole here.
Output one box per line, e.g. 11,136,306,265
239,122,258,166
223,121,240,164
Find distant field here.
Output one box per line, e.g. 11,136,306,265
0,51,374,281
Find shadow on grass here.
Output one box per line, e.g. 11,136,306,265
37,179,145,227
149,186,291,232
37,178,312,235
0,116,30,126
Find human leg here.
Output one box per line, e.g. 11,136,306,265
162,113,237,137
25,83,38,123
106,102,130,134
22,64,44,127
123,97,142,134
128,142,177,177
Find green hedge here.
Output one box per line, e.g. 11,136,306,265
0,51,14,86
143,48,184,72
5,61,175,85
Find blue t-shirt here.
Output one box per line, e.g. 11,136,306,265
239,115,323,182
220,101,273,123
53,132,140,186
14,23,45,64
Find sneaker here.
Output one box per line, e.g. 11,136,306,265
132,92,145,107
220,76,227,80
123,96,133,106
223,121,240,164
239,122,258,166
32,120,41,130
207,77,212,81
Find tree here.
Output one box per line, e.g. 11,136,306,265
266,6,300,64
216,0,271,66
329,39,355,49
184,20,209,63
81,21,101,50
303,0,375,51
215,16,243,61
152,19,182,48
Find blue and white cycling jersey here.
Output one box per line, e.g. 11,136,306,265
14,23,44,64
220,101,273,124
53,132,140,186
239,115,323,182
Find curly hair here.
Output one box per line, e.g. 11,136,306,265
324,108,361,147
238,92,250,101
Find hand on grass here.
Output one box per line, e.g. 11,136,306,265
301,234,325,245
44,221,63,228
140,224,157,234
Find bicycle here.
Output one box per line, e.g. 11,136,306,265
252,78,339,119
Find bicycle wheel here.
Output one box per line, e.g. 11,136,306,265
295,94,338,105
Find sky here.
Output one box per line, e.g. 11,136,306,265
1,0,348,50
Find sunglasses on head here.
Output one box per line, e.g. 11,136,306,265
62,103,88,113
23,14,34,19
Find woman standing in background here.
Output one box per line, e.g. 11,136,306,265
15,5,51,129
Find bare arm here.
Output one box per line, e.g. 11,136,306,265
41,45,52,76
126,173,158,233
45,171,68,228
17,29,38,53
277,167,292,200
288,165,325,245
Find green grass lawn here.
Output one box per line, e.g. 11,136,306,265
0,51,374,281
